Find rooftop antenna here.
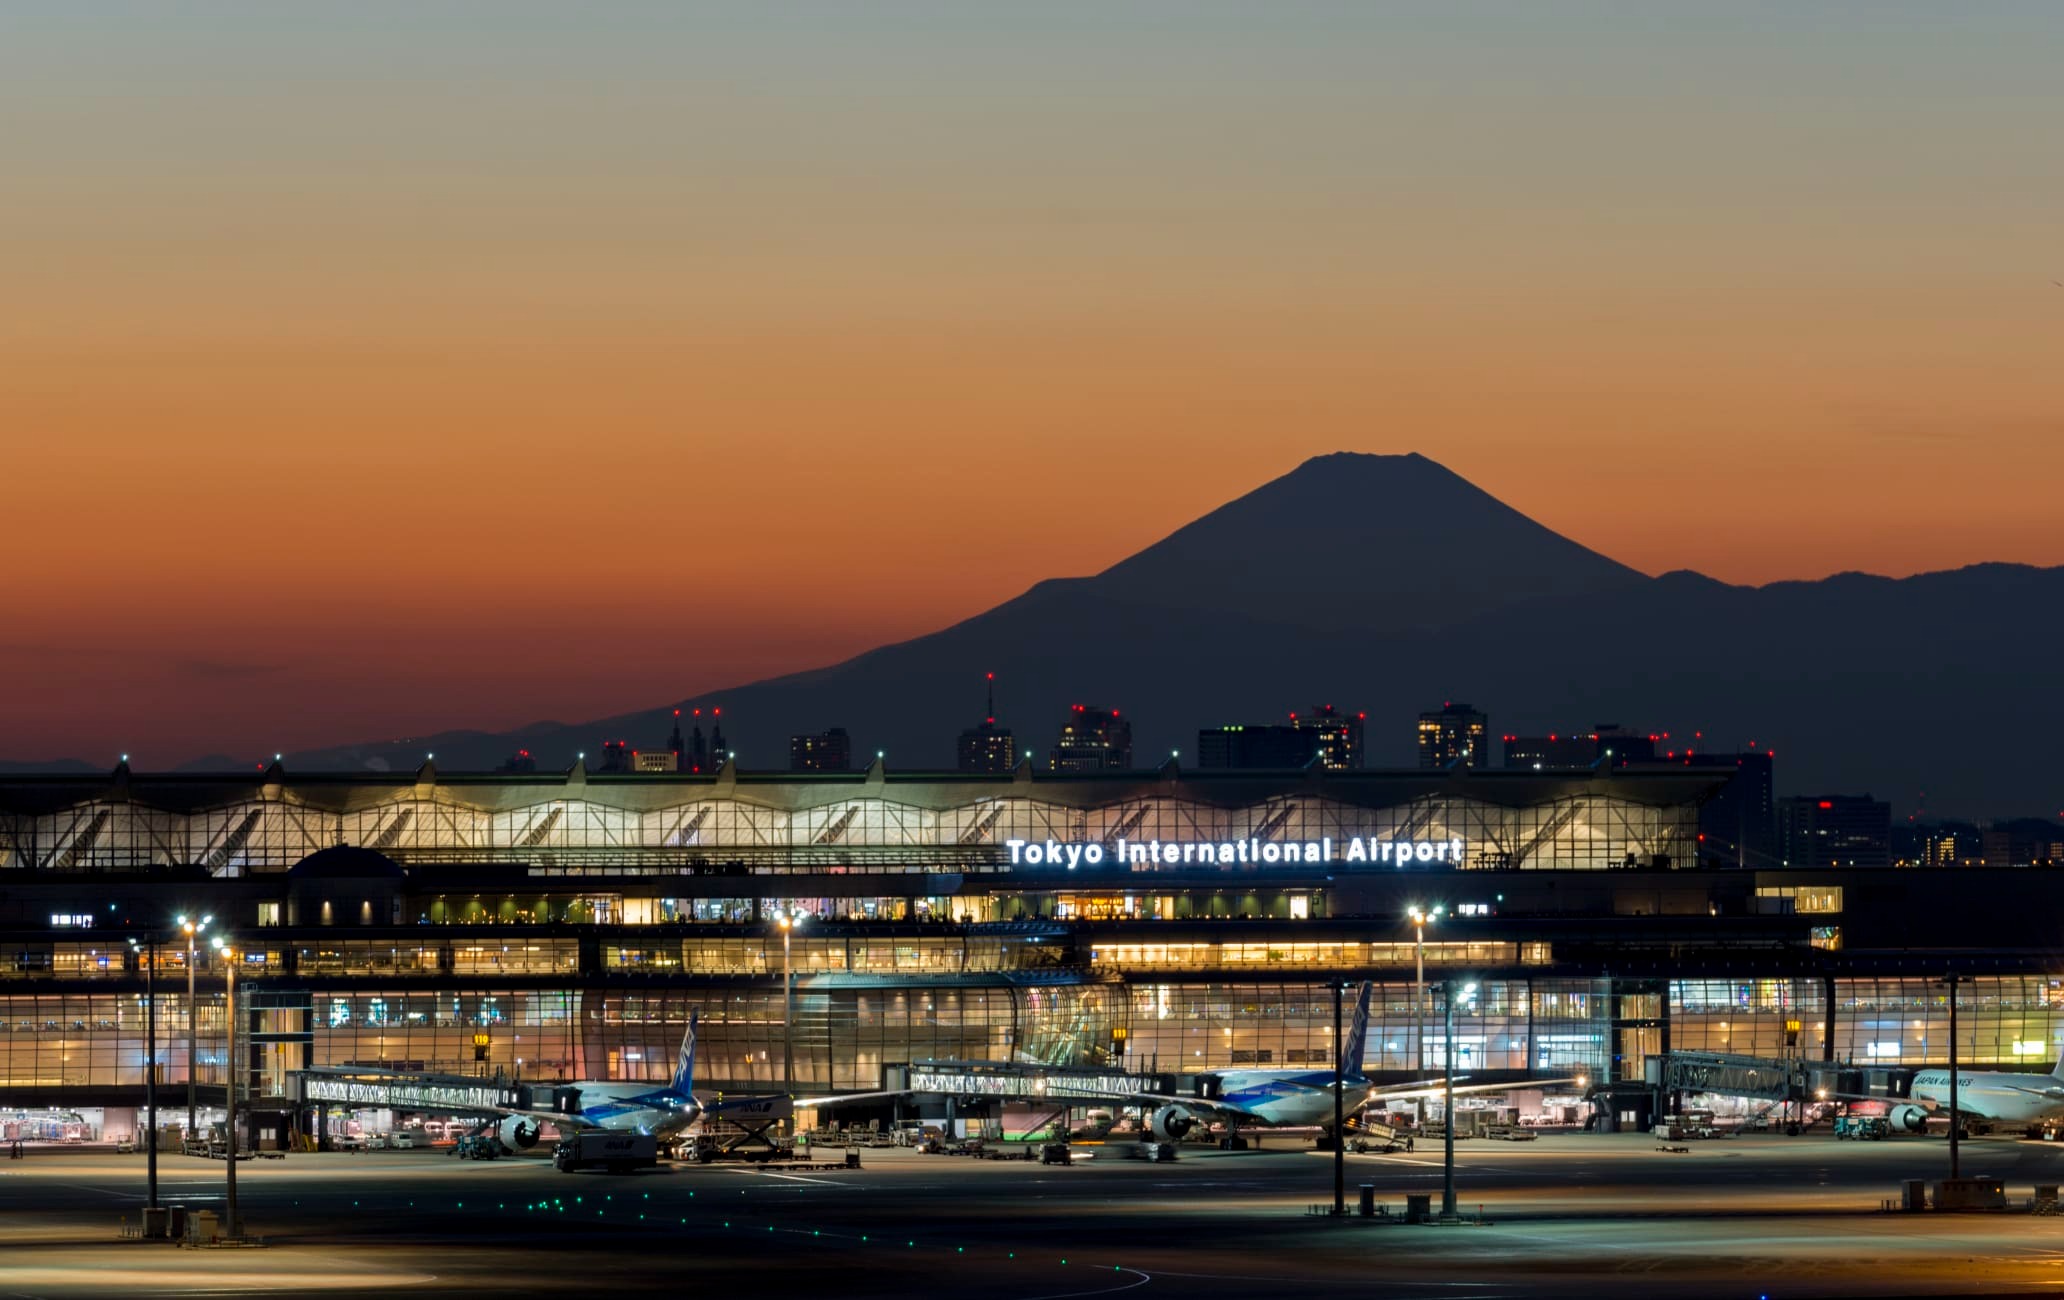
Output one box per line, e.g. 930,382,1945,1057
985,671,996,724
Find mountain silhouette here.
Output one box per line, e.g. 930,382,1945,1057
272,452,2059,818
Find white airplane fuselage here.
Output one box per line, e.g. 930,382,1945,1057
1206,1070,1377,1129
1909,1069,2064,1127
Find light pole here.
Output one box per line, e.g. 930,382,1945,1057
1408,906,1441,1074
1442,978,1479,1221
1331,979,1345,1216
775,907,807,1130
212,936,239,1239
1944,971,1962,1179
126,935,159,1214
178,914,210,1140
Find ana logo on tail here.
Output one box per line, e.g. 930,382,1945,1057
1339,981,1373,1079
673,1011,698,1095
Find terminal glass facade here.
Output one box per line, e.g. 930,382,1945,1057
3,779,1702,875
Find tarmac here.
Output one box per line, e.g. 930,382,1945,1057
7,1131,2064,1297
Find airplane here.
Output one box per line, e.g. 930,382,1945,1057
1133,981,1565,1142
1879,1046,2064,1137
489,1012,790,1150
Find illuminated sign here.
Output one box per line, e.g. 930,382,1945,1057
1005,836,1466,868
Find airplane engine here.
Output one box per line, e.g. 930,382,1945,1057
499,1116,540,1150
1886,1104,1930,1133
1150,1105,1196,1142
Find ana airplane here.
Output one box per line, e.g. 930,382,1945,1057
1882,1047,2064,1136
490,1012,789,1150
1135,982,1559,1141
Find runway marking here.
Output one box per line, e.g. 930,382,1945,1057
1020,1266,1152,1300
1149,1268,1507,1290
723,1166,852,1186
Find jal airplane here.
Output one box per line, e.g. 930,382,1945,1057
489,1012,790,1150
1882,1047,2064,1135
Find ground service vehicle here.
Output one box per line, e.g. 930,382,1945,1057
554,1132,658,1174
1835,1115,1890,1141
389,1130,425,1149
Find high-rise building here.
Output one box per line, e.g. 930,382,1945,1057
1502,733,1598,769
1690,750,1776,869
1901,821,1982,868
1780,794,1892,869
1417,702,1487,769
1293,705,1364,770
1199,705,1364,771
1983,819,2064,868
670,706,728,773
495,748,538,775
598,740,632,774
790,727,852,773
1502,725,1674,769
1049,705,1131,773
957,673,1017,773
1196,724,1310,770
1592,724,1659,765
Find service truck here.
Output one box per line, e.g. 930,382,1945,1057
553,1132,658,1174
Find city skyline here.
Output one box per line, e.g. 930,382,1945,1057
5,4,2063,767
7,449,2061,825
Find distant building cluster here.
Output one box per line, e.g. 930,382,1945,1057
484,684,2064,874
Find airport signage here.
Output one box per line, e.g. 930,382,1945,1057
1004,836,1467,868
304,1077,518,1112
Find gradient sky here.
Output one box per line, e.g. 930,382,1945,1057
4,2,2061,764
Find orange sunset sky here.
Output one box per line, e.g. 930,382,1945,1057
3,3,2061,764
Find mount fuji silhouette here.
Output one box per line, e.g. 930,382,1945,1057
283,452,2061,818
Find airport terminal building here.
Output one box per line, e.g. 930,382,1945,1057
1,761,2057,1138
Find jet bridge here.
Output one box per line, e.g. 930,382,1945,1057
883,1060,1175,1104
291,1067,525,1115
1647,1052,1898,1104
1651,1052,1806,1102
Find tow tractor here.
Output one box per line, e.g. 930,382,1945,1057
1834,1115,1890,1141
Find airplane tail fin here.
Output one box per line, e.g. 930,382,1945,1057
1339,981,1373,1079
672,1011,698,1094
2052,1040,2064,1080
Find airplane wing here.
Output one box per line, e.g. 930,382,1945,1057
791,1090,913,1108
1369,1076,1579,1103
